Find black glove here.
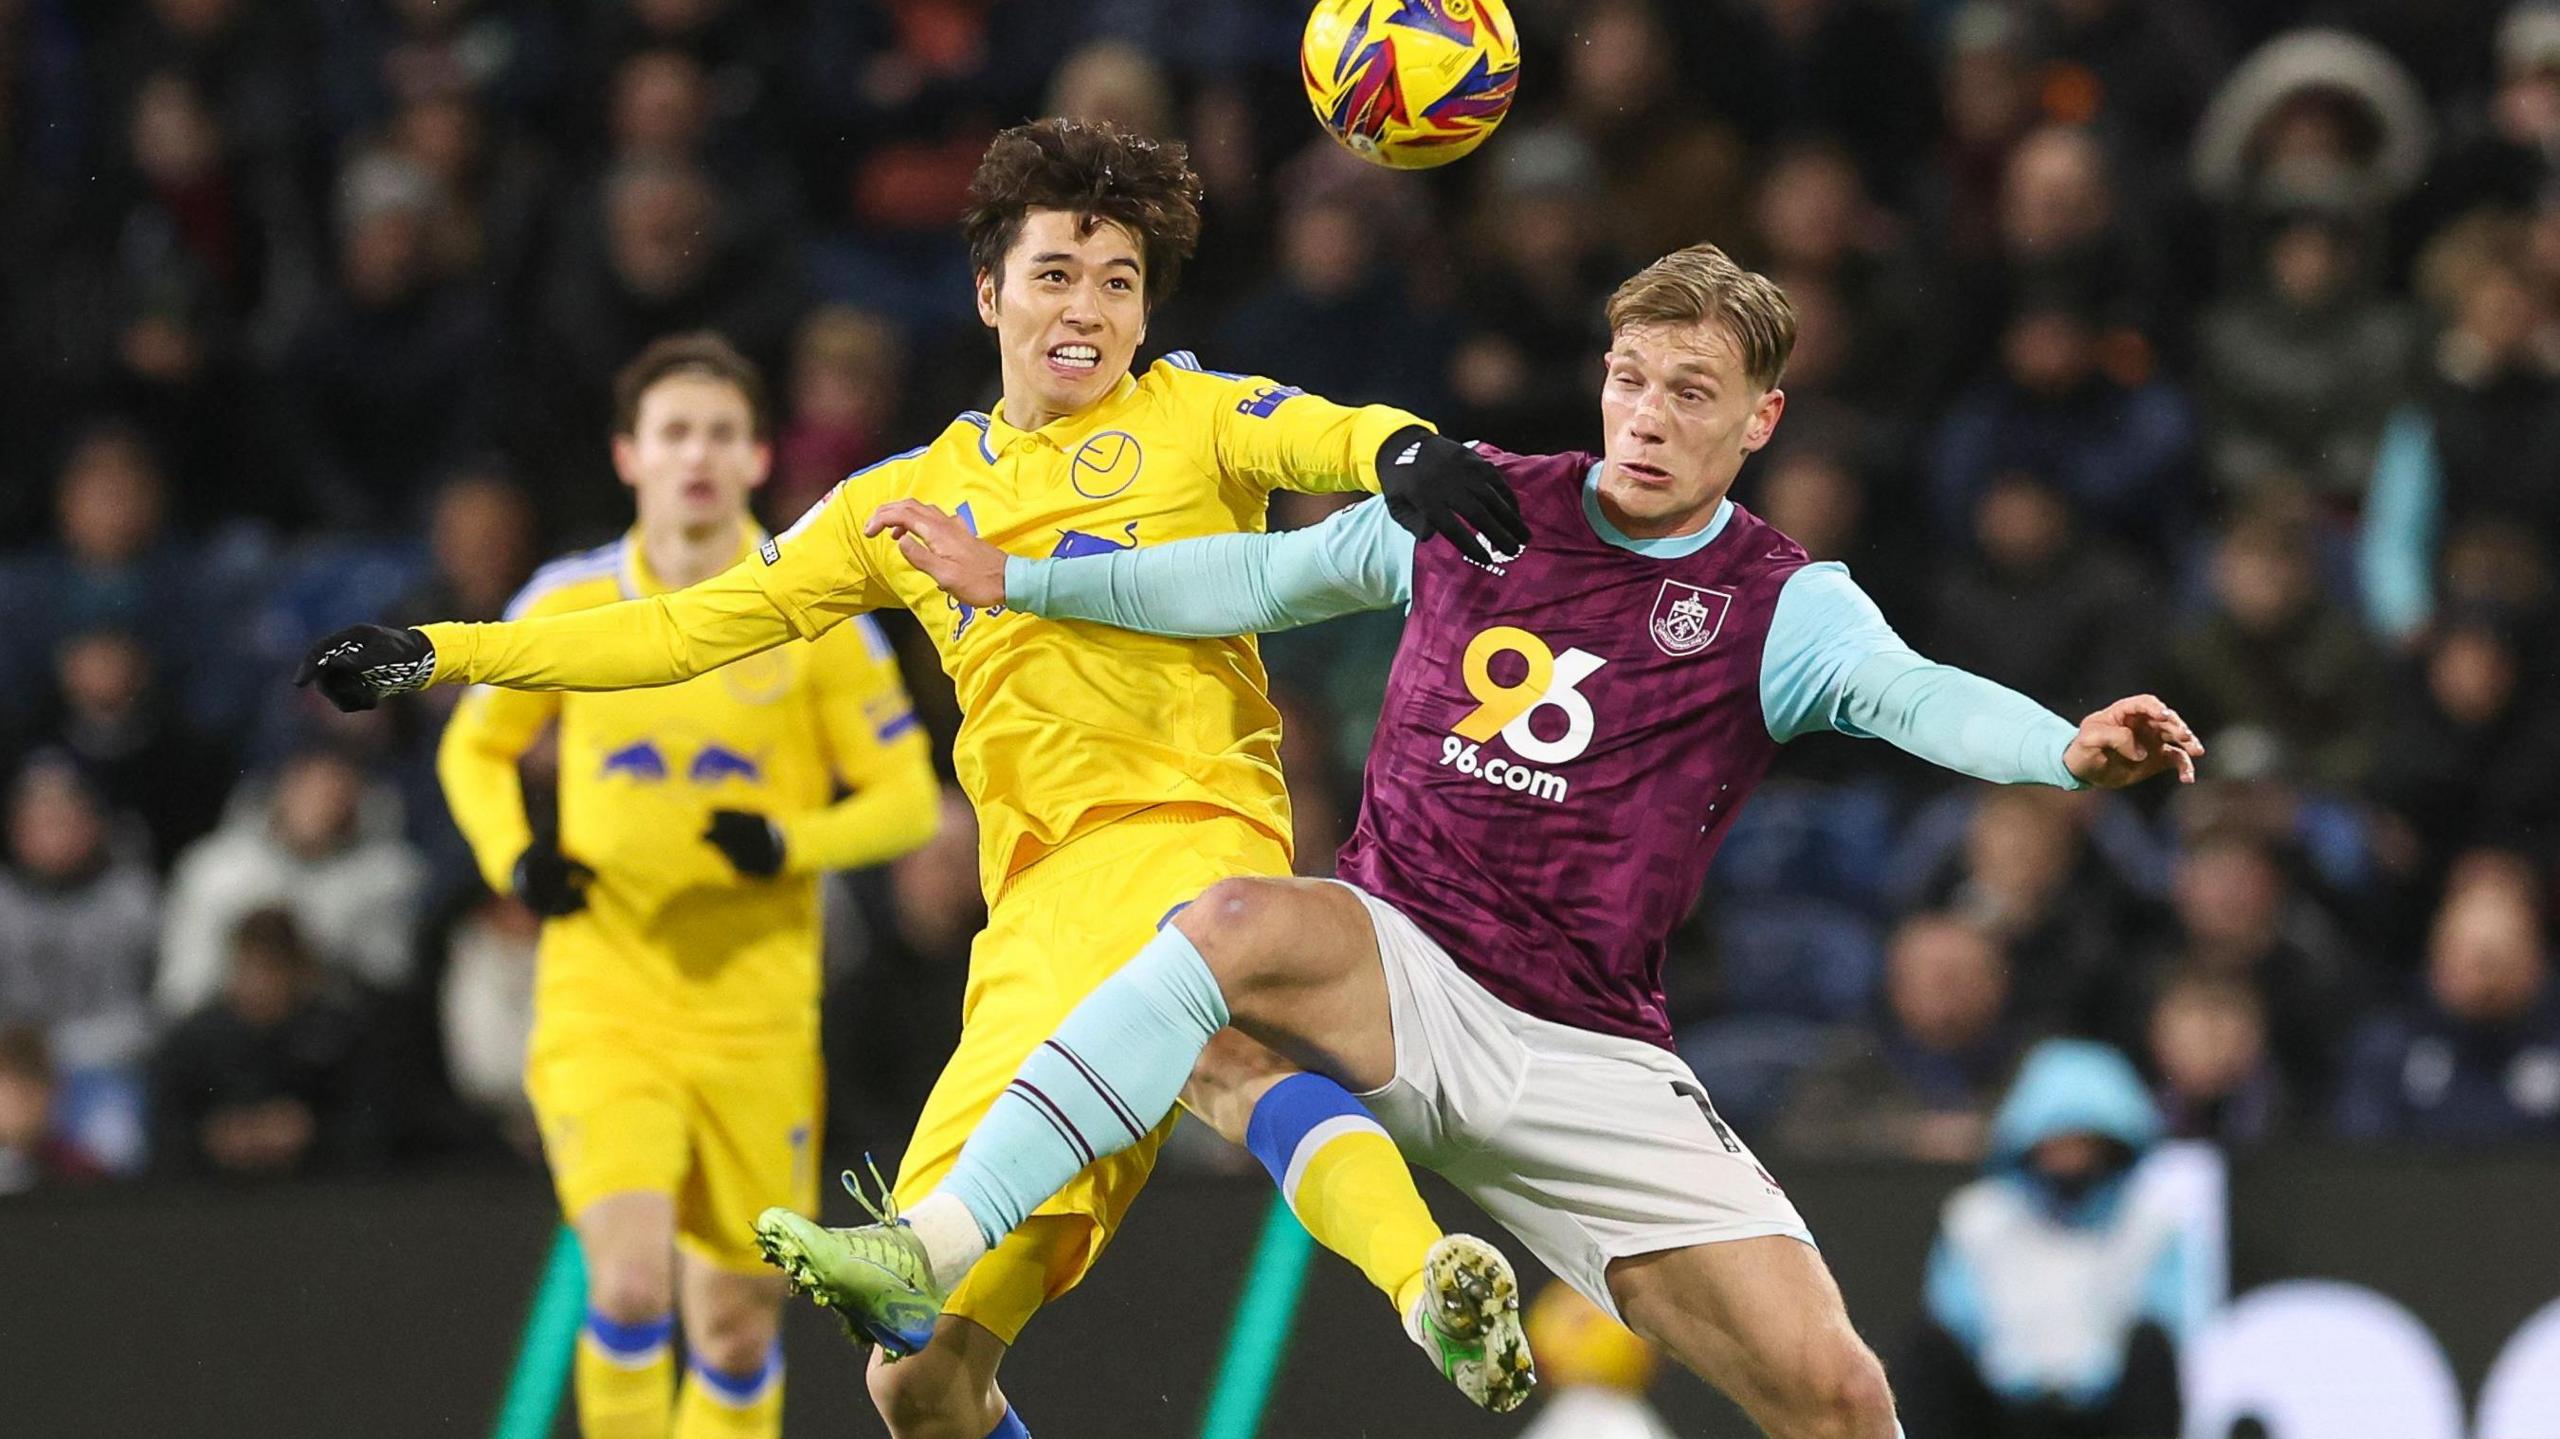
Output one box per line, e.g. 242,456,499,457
294,625,437,713
704,810,785,879
1375,425,1530,566
511,841,595,918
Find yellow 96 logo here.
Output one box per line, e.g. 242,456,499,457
1452,626,1606,766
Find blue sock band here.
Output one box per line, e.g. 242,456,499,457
941,923,1229,1245
1244,1072,1387,1199
690,1340,782,1406
984,1407,1030,1439
583,1309,673,1361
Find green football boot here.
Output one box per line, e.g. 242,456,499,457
754,1161,945,1358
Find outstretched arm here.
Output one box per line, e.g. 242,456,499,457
867,494,1415,639
300,482,899,710
1763,565,2201,788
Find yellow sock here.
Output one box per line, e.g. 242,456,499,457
575,1311,675,1439
673,1347,783,1439
1248,1076,1441,1319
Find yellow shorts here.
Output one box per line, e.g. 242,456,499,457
526,1018,823,1274
897,805,1290,1343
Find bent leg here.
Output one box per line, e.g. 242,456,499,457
934,877,1397,1259
1608,1235,1898,1439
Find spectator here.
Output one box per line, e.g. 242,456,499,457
0,423,205,729
0,1026,108,1193
1929,125,2175,403
2337,865,2560,1142
395,470,539,631
157,746,427,1016
2163,508,2380,792
2371,607,2560,864
151,907,386,1178
2132,826,2363,1107
0,756,158,1172
2190,29,2432,227
1546,0,1750,267
1902,788,2150,1040
1214,152,1454,413
769,306,908,529
1925,473,2155,717
1919,3,2039,265
1901,1040,2190,1439
2361,212,2560,642
2196,193,2414,509
528,155,806,535
271,150,501,534
1779,914,2018,1162
1447,131,1615,455
1930,284,2197,554
32,631,232,869
2149,967,2287,1144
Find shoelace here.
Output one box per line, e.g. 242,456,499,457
838,1153,902,1227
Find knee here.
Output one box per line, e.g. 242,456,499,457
586,1248,674,1325
1795,1341,1896,1439
1174,877,1285,960
866,1344,991,1439
686,1288,781,1377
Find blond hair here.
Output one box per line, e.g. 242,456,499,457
1605,244,1797,389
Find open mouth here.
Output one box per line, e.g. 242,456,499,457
1619,461,1672,484
1046,343,1101,374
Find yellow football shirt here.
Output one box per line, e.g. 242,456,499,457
437,521,937,1043
419,354,1418,899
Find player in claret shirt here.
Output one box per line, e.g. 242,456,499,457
821,243,2204,1439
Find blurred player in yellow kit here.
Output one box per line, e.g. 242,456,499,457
436,333,939,1439
304,119,1535,1439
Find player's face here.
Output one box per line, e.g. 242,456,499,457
1596,321,1785,539
979,209,1148,427
613,373,769,531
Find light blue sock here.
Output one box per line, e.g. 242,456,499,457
939,925,1229,1244
985,1408,1030,1439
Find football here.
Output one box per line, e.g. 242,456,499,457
1300,0,1521,170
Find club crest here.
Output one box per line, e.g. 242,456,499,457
1649,580,1732,657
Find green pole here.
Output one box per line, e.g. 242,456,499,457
1196,1197,1317,1439
490,1225,587,1439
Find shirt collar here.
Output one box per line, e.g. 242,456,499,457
983,371,1141,457
1579,460,1733,559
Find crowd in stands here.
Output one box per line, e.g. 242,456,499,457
3,0,2558,1195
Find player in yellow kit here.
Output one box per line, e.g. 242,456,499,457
302,119,1534,1439
437,333,938,1439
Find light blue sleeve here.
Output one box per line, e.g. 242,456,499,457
1762,563,2082,788
1002,495,1414,638
2358,405,2438,641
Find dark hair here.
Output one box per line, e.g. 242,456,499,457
230,906,314,972
963,118,1204,310
612,331,772,439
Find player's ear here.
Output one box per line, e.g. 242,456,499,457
747,441,772,491
611,434,641,490
1741,388,1786,455
975,269,999,328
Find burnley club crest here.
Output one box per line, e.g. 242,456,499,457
1649,580,1732,657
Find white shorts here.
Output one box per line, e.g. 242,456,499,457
1339,882,1815,1320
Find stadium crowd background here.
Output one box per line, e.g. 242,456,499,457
2,0,2557,1198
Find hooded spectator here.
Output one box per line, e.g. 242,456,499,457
1900,1040,2191,1439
